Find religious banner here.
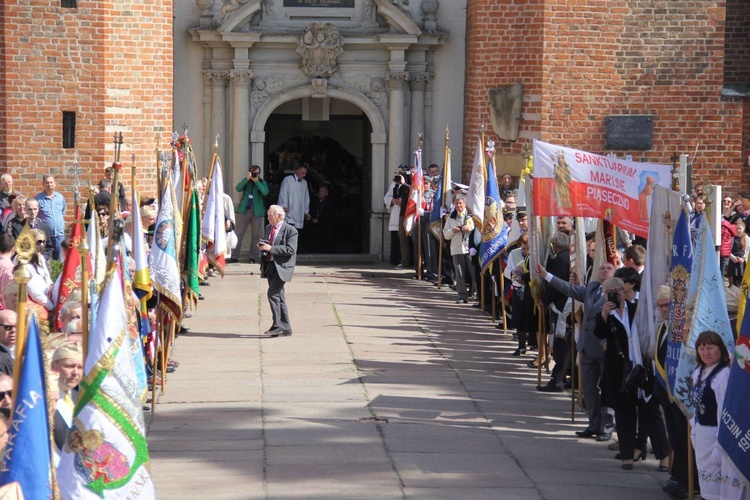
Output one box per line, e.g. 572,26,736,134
667,209,691,402
532,140,671,237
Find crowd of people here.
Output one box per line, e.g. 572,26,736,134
382,164,749,500
0,168,213,466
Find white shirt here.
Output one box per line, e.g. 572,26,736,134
277,174,310,229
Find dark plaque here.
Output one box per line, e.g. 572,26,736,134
605,115,653,150
284,0,355,7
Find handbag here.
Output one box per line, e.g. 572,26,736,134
613,329,647,393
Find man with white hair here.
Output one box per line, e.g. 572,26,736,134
0,174,19,210
258,205,298,337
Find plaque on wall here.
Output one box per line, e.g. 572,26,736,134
284,0,355,7
605,115,653,150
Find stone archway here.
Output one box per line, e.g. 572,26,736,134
250,84,388,257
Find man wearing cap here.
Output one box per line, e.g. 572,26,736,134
51,344,83,457
0,310,15,376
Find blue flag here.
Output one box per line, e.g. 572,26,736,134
719,286,750,487
479,157,509,272
0,315,53,498
674,215,735,416
666,209,692,400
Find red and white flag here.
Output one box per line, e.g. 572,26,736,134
404,149,423,234
201,154,227,275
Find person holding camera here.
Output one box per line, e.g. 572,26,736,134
594,277,644,471
232,165,269,263
442,194,474,303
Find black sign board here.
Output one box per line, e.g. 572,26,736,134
284,0,355,6
605,115,653,150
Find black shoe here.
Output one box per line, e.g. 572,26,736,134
668,487,688,499
226,258,238,264
178,326,188,335
621,462,634,471
537,384,563,393
662,481,680,494
200,281,210,286
575,429,600,438
265,328,282,335
249,258,257,264
455,299,468,304
512,348,526,356
595,433,612,442
199,295,205,301
270,330,292,338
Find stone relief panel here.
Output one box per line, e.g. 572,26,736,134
297,23,344,79
262,0,274,16
341,74,388,114
251,73,307,110
220,0,250,21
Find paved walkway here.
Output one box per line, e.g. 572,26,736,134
148,264,667,499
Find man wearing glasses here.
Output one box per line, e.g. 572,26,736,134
0,310,15,376
0,374,11,409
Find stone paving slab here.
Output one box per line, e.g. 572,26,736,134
149,264,667,499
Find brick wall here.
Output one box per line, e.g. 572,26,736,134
0,0,172,222
463,0,748,193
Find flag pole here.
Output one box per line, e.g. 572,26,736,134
9,228,33,416
79,221,90,363
500,269,507,333
416,133,424,281
437,126,450,290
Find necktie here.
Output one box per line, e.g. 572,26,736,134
266,225,278,261
63,391,75,412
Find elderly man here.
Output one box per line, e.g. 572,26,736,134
51,344,83,457
258,205,298,337
0,374,12,408
0,174,19,211
536,260,616,439
35,175,66,260
277,164,310,231
0,310,15,376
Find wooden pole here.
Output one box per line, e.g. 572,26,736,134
688,422,695,500
536,306,544,387
500,269,508,334
9,228,32,416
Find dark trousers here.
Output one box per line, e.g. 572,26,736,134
267,264,291,331
580,354,608,433
636,395,670,460
550,334,571,389
661,397,698,489
615,400,639,460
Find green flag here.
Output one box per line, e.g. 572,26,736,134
182,188,201,309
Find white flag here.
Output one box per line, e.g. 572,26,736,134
57,269,155,499
201,154,227,272
467,137,485,224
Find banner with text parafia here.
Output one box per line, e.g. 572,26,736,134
531,140,671,237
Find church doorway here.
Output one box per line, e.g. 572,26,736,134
263,98,372,254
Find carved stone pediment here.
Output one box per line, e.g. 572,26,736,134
297,23,344,79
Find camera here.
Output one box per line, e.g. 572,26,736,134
251,172,258,178
393,175,402,183
607,291,620,304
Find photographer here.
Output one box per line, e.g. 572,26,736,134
442,194,474,303
232,165,269,263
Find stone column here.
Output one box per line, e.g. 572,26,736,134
409,73,429,156
370,132,388,258
229,69,253,198
250,131,266,175
206,71,229,168
387,71,409,171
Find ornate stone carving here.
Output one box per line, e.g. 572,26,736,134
297,23,344,79
229,69,254,86
409,73,431,91
311,78,328,98
386,71,410,90
262,0,274,16
389,0,411,13
196,0,215,14
344,75,387,113
421,0,438,32
204,70,230,86
364,0,375,20
220,0,249,21
251,74,307,110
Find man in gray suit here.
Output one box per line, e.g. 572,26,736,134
258,205,298,337
535,261,616,438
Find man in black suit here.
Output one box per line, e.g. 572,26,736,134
538,231,571,392
536,260,616,438
0,310,15,376
258,205,298,337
